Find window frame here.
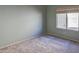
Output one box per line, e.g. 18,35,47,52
56,12,79,31
56,13,67,29
67,12,79,31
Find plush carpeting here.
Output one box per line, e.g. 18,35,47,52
0,35,79,53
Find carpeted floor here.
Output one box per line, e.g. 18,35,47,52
0,35,79,53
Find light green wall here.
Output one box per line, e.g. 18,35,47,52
47,5,79,42
0,5,45,47
42,6,47,34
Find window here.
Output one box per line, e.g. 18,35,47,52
56,13,66,29
67,13,79,31
56,13,79,31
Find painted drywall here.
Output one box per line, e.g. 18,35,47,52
0,5,45,47
42,6,47,34
47,5,79,42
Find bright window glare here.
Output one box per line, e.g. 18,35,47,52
67,13,79,31
56,13,66,29
56,13,79,31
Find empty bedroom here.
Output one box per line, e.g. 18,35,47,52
0,5,79,53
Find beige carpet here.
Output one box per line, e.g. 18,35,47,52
0,35,79,53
